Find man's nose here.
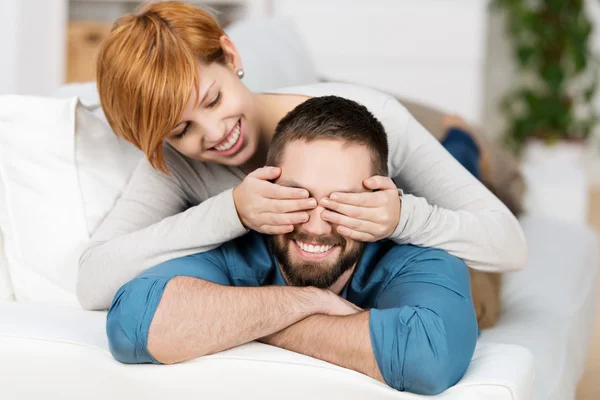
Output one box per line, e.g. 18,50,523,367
301,205,332,236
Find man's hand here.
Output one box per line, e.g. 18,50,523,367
260,289,365,350
312,287,364,316
258,303,384,385
320,176,401,241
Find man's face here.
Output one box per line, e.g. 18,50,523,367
269,139,373,289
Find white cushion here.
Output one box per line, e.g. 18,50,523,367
0,231,14,302
0,302,534,400
74,102,141,236
0,138,13,301
0,95,141,307
481,215,600,400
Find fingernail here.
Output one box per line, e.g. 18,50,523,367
308,199,317,206
320,198,329,205
330,194,339,200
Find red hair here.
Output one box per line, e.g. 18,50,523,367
96,1,226,172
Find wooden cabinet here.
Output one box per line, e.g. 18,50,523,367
66,21,112,83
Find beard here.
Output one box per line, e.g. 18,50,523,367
269,229,365,289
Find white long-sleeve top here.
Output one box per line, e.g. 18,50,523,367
77,83,528,310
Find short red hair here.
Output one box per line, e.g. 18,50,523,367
96,1,226,173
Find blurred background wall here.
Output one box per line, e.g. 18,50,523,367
0,0,598,179
0,2,596,129
0,0,67,95
0,0,489,122
0,1,599,397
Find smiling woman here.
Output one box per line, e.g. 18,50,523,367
77,0,527,312
160,60,259,165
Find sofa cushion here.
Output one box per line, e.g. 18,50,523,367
481,215,599,400
0,230,14,302
0,96,141,307
0,96,85,306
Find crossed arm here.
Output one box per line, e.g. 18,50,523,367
106,248,477,395
255,251,479,394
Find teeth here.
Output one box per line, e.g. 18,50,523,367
215,122,241,151
295,241,333,254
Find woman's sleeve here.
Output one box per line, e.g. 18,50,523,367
381,96,528,273
76,154,247,311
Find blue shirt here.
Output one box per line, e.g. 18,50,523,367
107,232,478,395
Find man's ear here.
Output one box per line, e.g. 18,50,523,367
219,35,243,72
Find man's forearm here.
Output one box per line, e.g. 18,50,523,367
148,277,321,364
260,311,384,383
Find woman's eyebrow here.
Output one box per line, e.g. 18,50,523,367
197,80,215,106
172,122,186,131
170,80,216,133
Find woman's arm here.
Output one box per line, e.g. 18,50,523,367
77,153,247,311
382,97,528,272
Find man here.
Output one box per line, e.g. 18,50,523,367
106,96,478,395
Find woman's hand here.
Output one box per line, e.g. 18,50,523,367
320,176,401,242
233,166,317,234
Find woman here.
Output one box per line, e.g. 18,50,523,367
78,1,527,311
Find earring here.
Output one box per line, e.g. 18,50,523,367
236,68,245,79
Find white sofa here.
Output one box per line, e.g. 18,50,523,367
0,214,596,400
0,17,598,400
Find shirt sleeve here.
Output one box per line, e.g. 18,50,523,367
380,96,528,273
368,247,478,395
107,248,231,365
77,151,247,311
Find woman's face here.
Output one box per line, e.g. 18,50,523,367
165,60,260,166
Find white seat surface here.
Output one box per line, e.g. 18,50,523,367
0,301,533,400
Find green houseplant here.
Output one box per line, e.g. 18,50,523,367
492,0,599,156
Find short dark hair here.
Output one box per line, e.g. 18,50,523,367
266,96,389,176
